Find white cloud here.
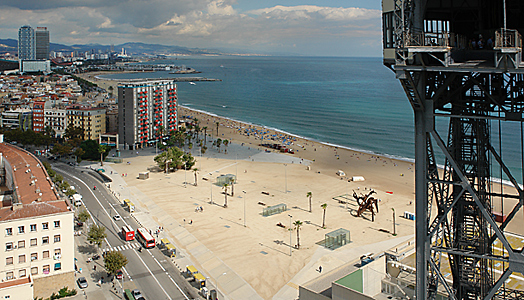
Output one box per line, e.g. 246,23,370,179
0,2,382,56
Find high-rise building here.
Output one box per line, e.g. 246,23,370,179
35,27,49,60
18,25,35,61
118,80,178,149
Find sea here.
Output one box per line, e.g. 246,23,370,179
100,56,524,184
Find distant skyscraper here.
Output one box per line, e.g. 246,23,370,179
35,27,50,60
18,25,35,60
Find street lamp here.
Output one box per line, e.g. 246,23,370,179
209,172,213,204
392,208,397,236
288,214,293,256
242,190,246,227
184,163,187,188
215,272,227,298
284,164,288,193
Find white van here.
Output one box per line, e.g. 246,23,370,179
71,194,83,206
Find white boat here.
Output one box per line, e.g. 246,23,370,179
189,82,196,85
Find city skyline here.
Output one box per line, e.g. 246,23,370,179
0,1,382,57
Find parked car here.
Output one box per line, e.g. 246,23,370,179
132,289,144,299
116,269,123,279
77,277,88,289
113,214,122,221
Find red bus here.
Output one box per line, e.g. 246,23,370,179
121,225,135,241
136,228,155,248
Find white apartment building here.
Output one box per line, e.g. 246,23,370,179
0,139,74,299
44,102,67,138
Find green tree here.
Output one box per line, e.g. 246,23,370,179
223,183,229,207
154,146,185,172
307,191,312,213
216,121,219,136
321,203,328,228
203,126,208,145
65,188,76,197
59,181,70,191
54,174,63,183
193,168,199,186
64,124,84,146
104,251,128,275
73,147,85,163
77,210,90,223
293,220,303,249
87,224,107,249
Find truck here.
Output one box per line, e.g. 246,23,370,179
123,199,135,212
71,194,83,206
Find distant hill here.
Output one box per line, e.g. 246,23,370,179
0,38,222,56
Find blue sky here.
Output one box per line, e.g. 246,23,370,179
0,1,383,57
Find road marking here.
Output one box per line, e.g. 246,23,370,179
54,167,133,282
133,249,172,300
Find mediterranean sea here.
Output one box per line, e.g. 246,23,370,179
100,56,523,183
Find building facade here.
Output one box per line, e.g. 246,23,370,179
1,109,32,131
32,101,45,132
66,106,106,140
43,104,67,138
18,26,35,61
0,139,74,299
35,27,49,60
118,80,178,149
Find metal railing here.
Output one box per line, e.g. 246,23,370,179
495,28,522,49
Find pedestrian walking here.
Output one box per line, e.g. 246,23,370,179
93,265,96,271
318,265,322,273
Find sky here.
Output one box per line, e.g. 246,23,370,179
0,0,383,57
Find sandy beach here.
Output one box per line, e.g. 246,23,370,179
80,71,523,299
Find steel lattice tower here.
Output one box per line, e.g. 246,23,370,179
383,0,524,299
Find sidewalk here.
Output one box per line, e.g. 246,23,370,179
84,160,262,300
72,226,125,300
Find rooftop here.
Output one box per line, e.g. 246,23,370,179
0,142,70,222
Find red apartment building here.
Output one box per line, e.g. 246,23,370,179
32,101,45,132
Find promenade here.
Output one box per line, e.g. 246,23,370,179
86,144,417,300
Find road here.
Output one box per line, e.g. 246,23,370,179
52,161,199,300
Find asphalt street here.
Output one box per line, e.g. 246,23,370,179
52,161,200,300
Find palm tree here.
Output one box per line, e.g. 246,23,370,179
193,168,199,186
216,121,220,136
229,177,235,196
307,191,313,212
223,139,229,153
293,220,303,249
321,203,328,228
98,145,106,166
203,126,208,145
216,138,222,152
223,183,229,207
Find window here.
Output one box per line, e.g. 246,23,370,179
43,265,50,274
19,255,25,263
42,222,49,230
6,242,13,251
6,271,13,280
54,221,60,228
54,262,61,270
18,226,24,234
19,269,26,278
43,250,50,259
54,249,61,256
30,224,37,232
31,267,38,275
18,240,25,249
6,257,13,265
42,236,49,244
54,235,61,243
5,228,12,236
31,253,37,261
30,238,37,247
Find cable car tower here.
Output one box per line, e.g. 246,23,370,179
383,1,524,299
